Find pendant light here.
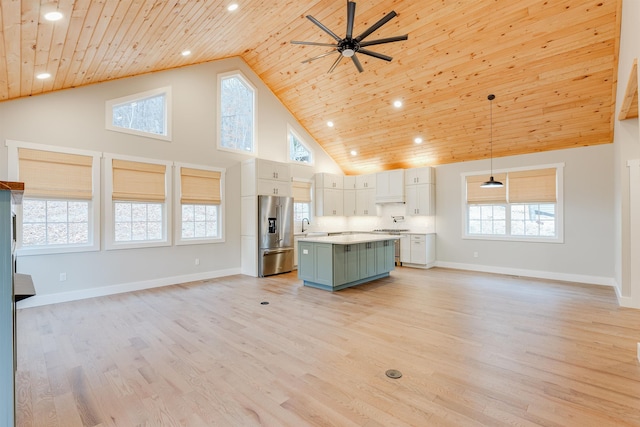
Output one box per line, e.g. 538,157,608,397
481,94,503,188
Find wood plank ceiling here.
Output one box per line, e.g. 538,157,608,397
0,0,623,174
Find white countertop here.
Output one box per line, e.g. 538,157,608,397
297,233,401,244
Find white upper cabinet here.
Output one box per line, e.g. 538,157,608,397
255,158,291,182
316,172,343,189
405,167,434,185
404,167,435,216
356,188,376,216
356,173,376,189
242,158,291,197
344,176,356,189
376,169,404,203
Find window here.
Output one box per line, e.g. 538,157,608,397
8,141,101,255
176,164,225,244
218,72,256,153
105,155,171,249
464,165,563,242
288,125,313,164
106,87,172,141
292,180,312,229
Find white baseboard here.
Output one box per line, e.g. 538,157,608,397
435,261,615,287
16,268,242,309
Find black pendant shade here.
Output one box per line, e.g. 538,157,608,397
481,94,503,188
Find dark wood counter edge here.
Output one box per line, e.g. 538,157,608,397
14,273,36,302
0,180,24,204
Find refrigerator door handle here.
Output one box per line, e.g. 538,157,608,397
262,248,292,256
277,205,283,243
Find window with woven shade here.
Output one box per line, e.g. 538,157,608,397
464,165,563,242
9,142,101,254
106,155,171,248
177,165,224,243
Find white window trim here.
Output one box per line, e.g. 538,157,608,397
174,162,226,245
461,163,564,243
287,124,314,166
6,139,101,255
105,86,172,142
216,71,257,156
104,153,172,250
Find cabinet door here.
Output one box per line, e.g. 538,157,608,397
405,184,433,215
375,240,394,274
376,170,404,202
256,159,290,182
405,167,433,185
344,175,356,190
256,179,291,196
410,235,427,265
359,242,377,277
355,189,375,216
316,188,343,216
344,189,356,217
333,244,359,286
356,173,375,189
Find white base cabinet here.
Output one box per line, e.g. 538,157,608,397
400,234,435,268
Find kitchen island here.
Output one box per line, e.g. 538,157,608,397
297,233,399,291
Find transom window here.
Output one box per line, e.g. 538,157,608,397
288,126,313,164
106,86,171,141
218,72,255,153
464,165,563,242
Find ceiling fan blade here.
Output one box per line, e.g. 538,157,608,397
291,40,339,47
302,50,339,64
358,48,393,62
359,35,408,47
328,55,343,73
355,10,397,42
351,54,364,73
346,1,356,39
306,15,342,42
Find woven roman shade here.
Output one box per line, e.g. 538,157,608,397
18,148,93,199
509,168,557,203
180,167,221,205
112,159,166,202
466,173,507,204
292,181,312,202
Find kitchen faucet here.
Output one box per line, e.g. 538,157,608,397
302,218,310,232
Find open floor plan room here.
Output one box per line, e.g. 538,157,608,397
15,268,640,426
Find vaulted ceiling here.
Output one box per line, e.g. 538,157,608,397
0,0,623,174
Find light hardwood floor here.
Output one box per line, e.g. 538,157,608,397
15,267,640,426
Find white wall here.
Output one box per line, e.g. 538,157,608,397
435,144,615,285
0,57,342,306
614,0,640,307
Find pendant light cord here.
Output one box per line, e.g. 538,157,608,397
489,94,494,176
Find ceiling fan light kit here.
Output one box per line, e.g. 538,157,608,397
291,1,408,73
481,94,504,188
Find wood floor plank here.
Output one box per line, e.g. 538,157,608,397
15,267,640,426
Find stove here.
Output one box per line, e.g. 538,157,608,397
372,228,409,235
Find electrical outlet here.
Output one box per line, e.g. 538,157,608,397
195,258,200,266
59,273,67,282
473,251,478,258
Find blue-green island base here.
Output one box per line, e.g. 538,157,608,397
303,272,390,292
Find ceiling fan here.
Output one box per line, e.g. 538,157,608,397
291,1,408,73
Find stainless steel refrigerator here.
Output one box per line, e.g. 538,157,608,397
258,195,294,277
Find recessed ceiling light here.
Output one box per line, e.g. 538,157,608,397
44,11,63,21
393,100,403,108
181,50,191,56
327,121,334,127
227,3,239,11
350,150,358,156
414,137,423,144
36,72,51,80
